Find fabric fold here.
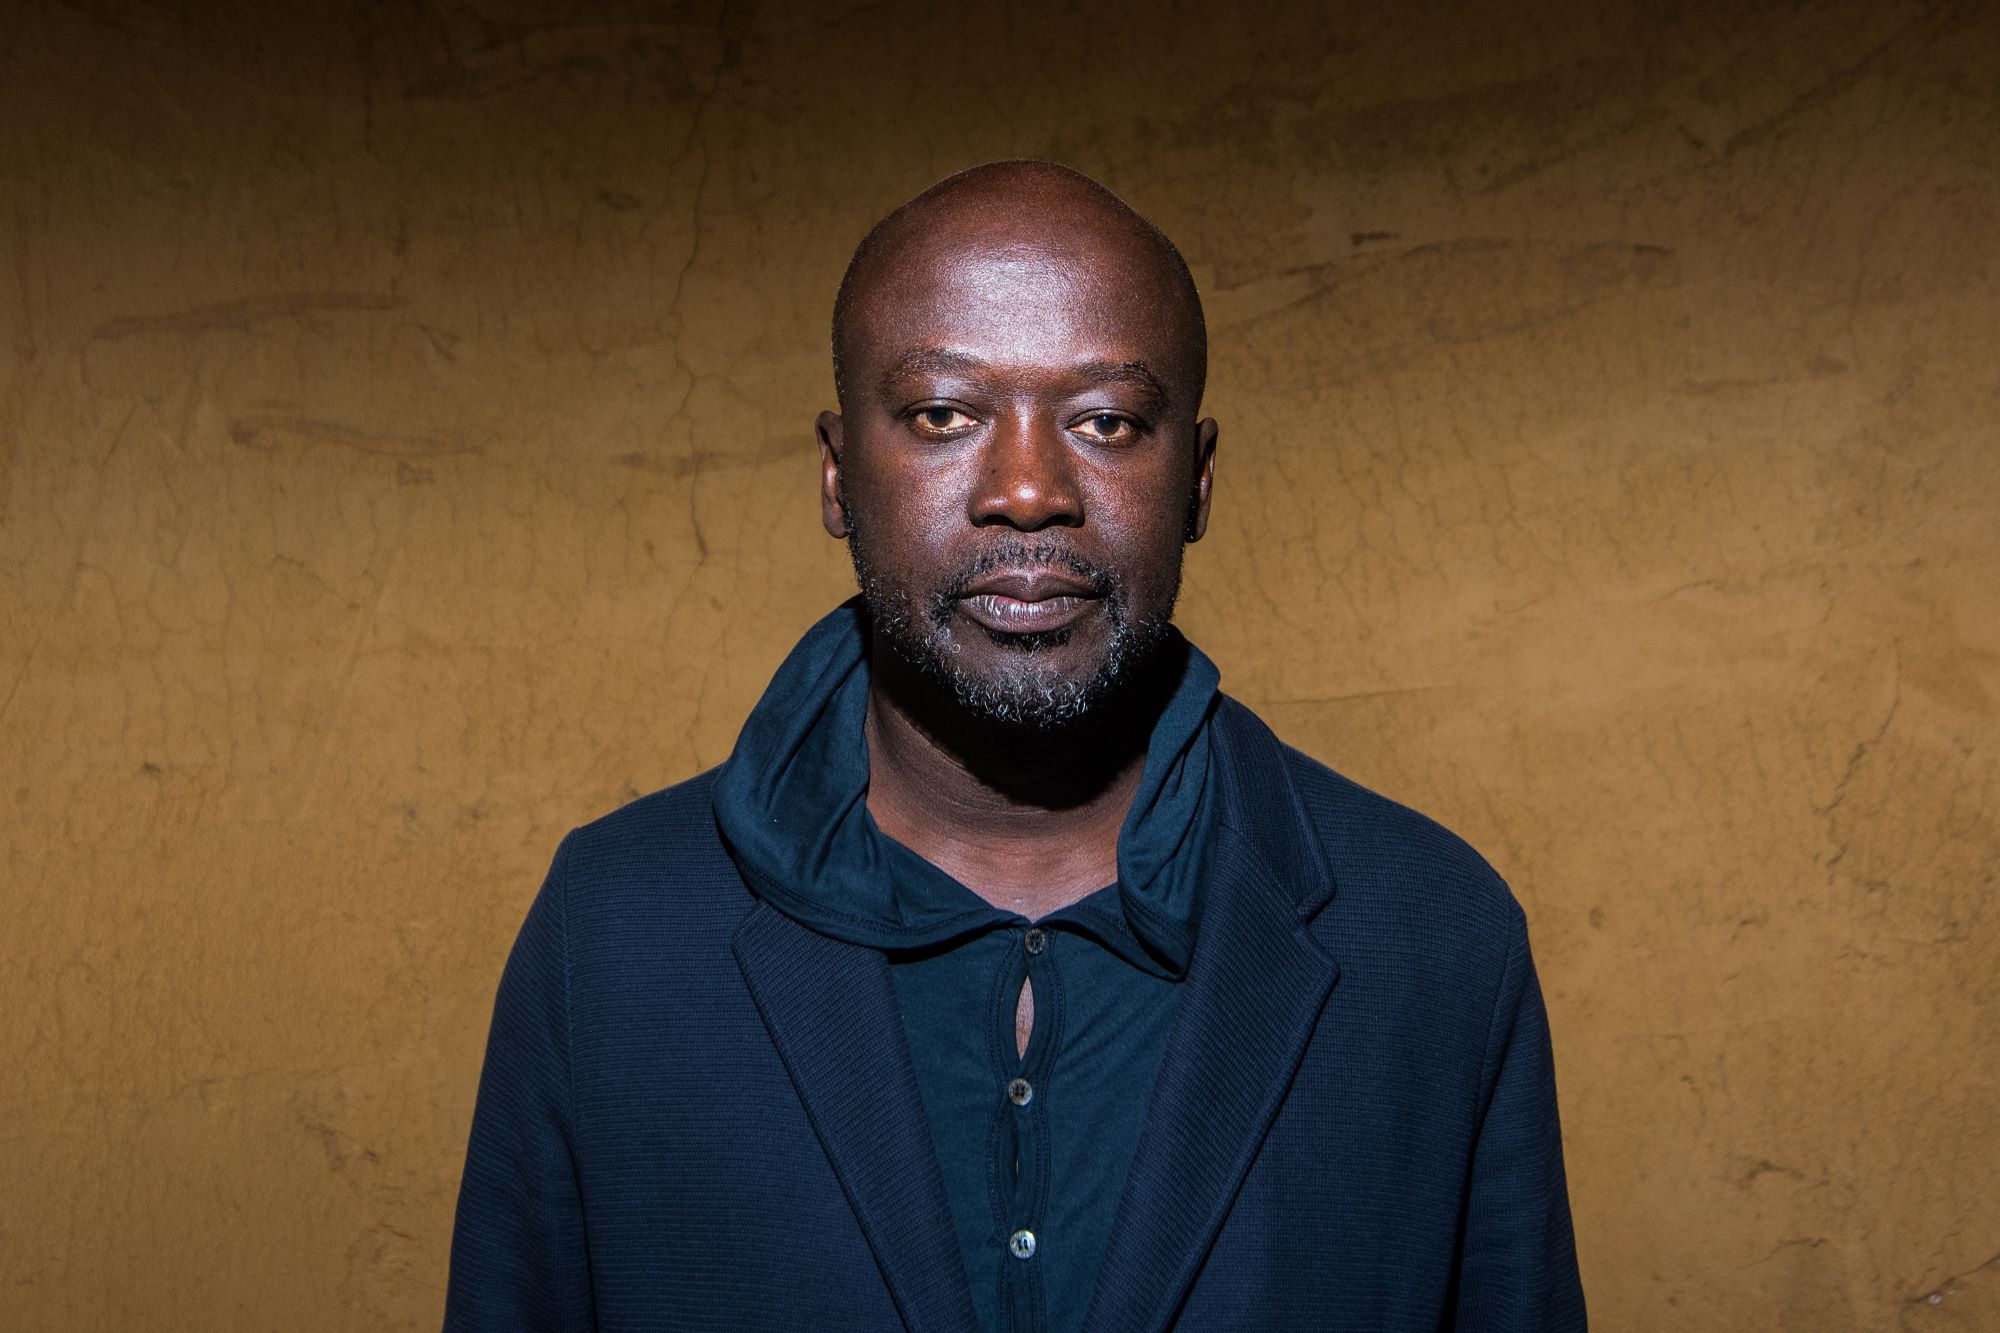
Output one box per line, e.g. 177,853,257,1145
710,598,1221,972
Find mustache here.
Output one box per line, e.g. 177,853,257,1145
936,540,1117,604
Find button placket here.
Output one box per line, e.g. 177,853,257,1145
1000,922,1055,1319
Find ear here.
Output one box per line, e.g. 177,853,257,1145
1184,416,1218,543
816,410,849,539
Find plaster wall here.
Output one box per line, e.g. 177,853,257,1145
2,1,1996,1328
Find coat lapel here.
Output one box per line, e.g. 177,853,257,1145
1083,702,1343,1333
734,902,981,1333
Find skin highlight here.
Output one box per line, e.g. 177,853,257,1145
815,162,1217,1053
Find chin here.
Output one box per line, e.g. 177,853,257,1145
942,659,1107,731
935,617,1176,731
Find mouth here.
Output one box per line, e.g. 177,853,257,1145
954,569,1103,637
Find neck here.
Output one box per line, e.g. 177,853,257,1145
863,643,1163,917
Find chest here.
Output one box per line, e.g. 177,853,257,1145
890,927,1183,1333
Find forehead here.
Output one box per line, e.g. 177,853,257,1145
845,223,1201,395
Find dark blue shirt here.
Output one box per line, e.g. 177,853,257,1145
887,877,1186,1333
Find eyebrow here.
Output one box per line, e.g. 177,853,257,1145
877,349,1172,413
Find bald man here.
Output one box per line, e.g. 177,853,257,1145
444,163,1586,1332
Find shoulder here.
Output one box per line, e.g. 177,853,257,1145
558,768,726,874
1285,737,1522,933
1213,696,1526,988
541,768,754,946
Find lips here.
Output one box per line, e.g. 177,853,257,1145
955,568,1102,635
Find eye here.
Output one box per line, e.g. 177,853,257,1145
1073,413,1138,443
910,405,977,435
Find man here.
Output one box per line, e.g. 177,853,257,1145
445,161,1585,1332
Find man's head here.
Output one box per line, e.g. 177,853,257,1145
817,161,1217,729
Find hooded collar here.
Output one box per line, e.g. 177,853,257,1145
712,599,1222,975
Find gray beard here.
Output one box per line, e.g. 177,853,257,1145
843,525,1180,731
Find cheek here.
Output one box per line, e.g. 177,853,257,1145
844,450,973,566
1100,455,1200,544
1094,482,1195,603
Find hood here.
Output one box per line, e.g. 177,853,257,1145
711,600,1221,973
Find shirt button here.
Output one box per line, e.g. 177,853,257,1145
1007,1077,1033,1107
1023,927,1047,955
1008,1229,1037,1260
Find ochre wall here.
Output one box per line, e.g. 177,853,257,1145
3,1,1995,1328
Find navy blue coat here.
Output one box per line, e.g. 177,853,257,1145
444,697,1586,1331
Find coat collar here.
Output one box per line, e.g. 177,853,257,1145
1080,697,1340,1333
733,904,984,1333
732,695,1339,1333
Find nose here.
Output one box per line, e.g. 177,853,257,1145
966,411,1083,531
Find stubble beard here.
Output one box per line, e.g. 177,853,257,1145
841,497,1181,732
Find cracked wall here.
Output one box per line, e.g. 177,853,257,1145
1,0,1996,1328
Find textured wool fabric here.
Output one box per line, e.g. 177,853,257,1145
443,693,1586,1331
